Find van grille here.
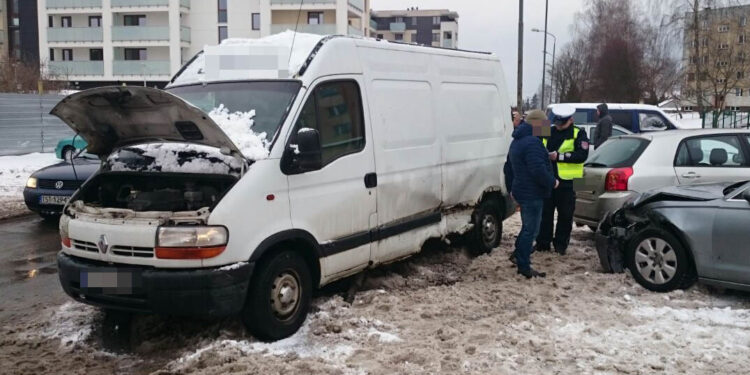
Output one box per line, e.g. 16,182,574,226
111,245,154,258
72,240,98,253
38,179,82,190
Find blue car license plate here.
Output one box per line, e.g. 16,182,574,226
39,195,68,205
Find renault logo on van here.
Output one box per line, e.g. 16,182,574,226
97,235,109,254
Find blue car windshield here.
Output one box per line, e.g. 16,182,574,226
166,81,301,143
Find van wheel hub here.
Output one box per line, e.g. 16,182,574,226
481,214,498,247
271,271,300,319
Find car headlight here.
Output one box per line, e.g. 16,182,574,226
156,226,228,259
26,177,37,189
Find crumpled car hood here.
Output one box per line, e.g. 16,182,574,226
631,182,734,208
50,86,243,157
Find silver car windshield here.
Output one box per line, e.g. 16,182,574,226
167,81,301,143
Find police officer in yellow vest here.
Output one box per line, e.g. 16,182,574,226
535,104,589,255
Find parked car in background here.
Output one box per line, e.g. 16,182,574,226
575,123,632,154
547,103,681,133
55,136,88,160
597,180,750,292
574,129,750,230
24,151,99,219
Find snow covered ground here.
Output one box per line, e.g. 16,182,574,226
668,112,704,129
3,214,749,374
0,153,58,219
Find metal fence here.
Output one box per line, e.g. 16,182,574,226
0,93,72,156
702,110,750,129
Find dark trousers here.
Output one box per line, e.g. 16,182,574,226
536,187,576,253
514,199,544,272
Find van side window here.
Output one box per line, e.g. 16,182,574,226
639,112,668,131
295,80,365,166
609,111,633,131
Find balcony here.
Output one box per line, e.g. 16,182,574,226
348,0,364,12
111,0,168,7
180,26,190,42
370,19,377,30
442,40,454,48
46,0,102,9
270,0,336,5
47,27,103,43
271,23,337,35
348,25,363,36
112,26,169,41
390,22,406,32
48,61,104,76
113,60,170,76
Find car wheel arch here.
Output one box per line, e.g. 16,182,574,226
249,229,323,287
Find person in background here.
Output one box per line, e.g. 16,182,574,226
506,109,556,279
593,103,613,148
536,104,589,256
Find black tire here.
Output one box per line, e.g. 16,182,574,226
241,250,312,342
468,199,502,256
625,227,696,292
62,146,75,161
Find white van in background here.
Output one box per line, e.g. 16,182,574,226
53,33,514,341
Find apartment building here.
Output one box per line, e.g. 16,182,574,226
38,0,370,88
683,4,750,110
6,0,40,62
370,8,458,49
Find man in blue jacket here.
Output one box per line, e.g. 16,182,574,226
505,109,557,278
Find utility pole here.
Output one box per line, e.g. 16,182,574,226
517,0,524,111
541,0,548,108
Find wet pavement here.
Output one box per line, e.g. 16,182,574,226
0,214,67,322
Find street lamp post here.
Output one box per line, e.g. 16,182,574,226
532,27,557,106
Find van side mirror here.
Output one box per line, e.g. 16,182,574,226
288,128,322,173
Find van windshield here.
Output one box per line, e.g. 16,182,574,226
167,81,301,143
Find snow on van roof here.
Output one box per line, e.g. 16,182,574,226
169,31,326,86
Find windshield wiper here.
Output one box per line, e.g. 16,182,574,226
584,162,609,167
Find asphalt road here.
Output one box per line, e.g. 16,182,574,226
0,214,68,322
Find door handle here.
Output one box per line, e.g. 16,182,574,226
682,172,701,179
364,173,378,188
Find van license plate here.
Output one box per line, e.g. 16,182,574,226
81,271,136,294
39,195,68,205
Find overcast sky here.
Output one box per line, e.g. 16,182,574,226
372,0,586,101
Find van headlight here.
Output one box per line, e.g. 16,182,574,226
156,226,228,259
26,177,37,189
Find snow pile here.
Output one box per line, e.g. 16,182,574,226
208,104,270,160
0,152,59,218
172,31,325,86
17,302,98,350
106,142,244,175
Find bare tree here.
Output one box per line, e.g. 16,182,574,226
0,58,68,94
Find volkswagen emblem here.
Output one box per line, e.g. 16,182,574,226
55,181,64,190
97,234,109,254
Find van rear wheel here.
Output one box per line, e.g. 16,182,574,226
241,250,312,342
468,199,502,256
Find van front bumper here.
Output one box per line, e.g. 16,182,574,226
57,252,253,317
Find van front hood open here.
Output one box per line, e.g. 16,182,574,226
50,86,243,157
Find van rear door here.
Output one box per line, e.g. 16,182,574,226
285,78,377,279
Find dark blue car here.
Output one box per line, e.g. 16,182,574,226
23,154,99,219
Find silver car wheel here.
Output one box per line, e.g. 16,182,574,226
635,237,677,285
481,214,498,248
270,270,301,321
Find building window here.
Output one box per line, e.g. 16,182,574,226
218,26,228,43
308,12,323,25
411,17,417,26
252,13,260,30
719,25,730,32
394,33,403,41
444,31,453,40
395,17,403,23
62,49,73,61
718,61,729,67
89,16,101,27
61,16,72,28
702,55,709,64
739,71,745,79
48,16,53,28
736,88,743,96
49,49,55,61
718,78,727,84
701,38,709,47
90,48,103,61
740,34,746,44
719,43,729,49
124,48,147,60
218,0,227,23
123,15,146,26
741,16,747,27
432,33,439,43
433,16,440,25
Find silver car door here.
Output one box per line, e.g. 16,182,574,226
674,135,749,185
711,185,750,284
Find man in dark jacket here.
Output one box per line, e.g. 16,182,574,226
593,103,613,148
506,109,556,278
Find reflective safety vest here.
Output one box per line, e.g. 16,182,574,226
543,127,584,180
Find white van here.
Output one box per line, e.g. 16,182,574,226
53,33,514,341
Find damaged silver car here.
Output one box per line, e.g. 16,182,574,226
597,180,750,292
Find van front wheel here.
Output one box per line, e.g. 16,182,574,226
469,200,502,256
242,250,312,342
